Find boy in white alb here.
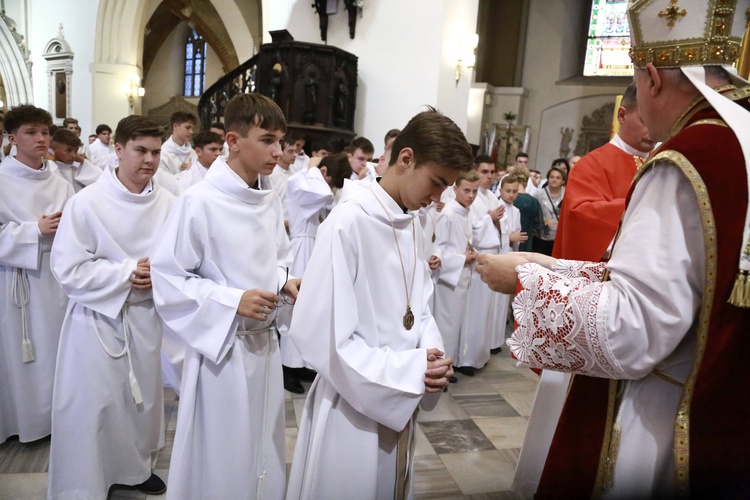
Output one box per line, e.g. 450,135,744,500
286,109,469,500
85,124,115,164
268,135,298,229
460,156,506,374
279,153,351,393
159,111,197,176
492,174,525,350
432,170,480,368
150,93,299,500
175,130,223,192
48,115,174,499
50,129,101,192
0,105,74,444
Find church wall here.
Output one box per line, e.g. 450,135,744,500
265,0,477,154
15,0,99,135
141,21,223,122
517,0,625,172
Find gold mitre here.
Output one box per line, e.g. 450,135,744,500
628,0,750,68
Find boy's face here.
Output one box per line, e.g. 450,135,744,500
312,148,329,158
500,181,520,204
172,121,195,144
209,127,226,141
348,147,372,174
376,144,392,176
195,142,223,168
89,135,96,144
53,143,78,164
531,172,542,187
398,160,459,211
115,135,161,190
294,139,305,154
280,143,297,166
454,179,480,208
65,122,79,136
476,162,495,190
10,123,50,166
231,126,283,177
98,130,111,144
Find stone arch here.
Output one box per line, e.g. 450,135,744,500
0,12,33,106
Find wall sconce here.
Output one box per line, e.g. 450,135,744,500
121,74,145,110
455,33,479,87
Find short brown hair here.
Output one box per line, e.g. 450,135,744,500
224,93,286,137
319,152,352,189
501,174,522,188
389,107,473,172
455,169,480,186
193,130,223,149
4,104,52,134
170,111,197,128
52,129,82,148
114,115,165,146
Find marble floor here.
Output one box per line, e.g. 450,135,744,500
0,348,538,499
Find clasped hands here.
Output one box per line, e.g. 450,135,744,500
425,348,453,393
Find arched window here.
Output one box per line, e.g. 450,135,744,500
184,30,207,97
583,0,632,77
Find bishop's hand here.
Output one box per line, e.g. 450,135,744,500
475,253,529,294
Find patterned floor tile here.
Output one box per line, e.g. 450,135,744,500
413,455,462,498
440,449,518,495
452,394,520,418
419,420,495,454
473,417,528,450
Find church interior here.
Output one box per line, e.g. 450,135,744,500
0,0,679,498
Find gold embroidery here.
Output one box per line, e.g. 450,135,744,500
659,0,688,28
635,150,717,496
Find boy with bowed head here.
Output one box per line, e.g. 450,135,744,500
286,107,471,500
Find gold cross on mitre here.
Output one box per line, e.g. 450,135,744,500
658,0,687,27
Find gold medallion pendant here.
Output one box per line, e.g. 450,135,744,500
403,306,415,330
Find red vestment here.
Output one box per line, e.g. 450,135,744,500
536,103,750,498
552,142,639,261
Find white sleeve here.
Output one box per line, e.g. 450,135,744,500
150,196,244,364
50,196,136,319
434,214,466,287
0,220,41,270
289,220,430,432
508,165,704,379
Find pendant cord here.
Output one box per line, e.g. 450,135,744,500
369,183,417,310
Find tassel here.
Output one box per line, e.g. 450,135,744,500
129,369,143,406
729,271,749,308
22,338,35,363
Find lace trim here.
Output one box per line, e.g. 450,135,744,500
551,259,607,282
508,263,626,378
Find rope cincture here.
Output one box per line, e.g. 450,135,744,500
12,268,34,363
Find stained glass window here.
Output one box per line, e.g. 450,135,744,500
184,30,207,97
583,0,633,77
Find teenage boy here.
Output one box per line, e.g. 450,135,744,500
279,150,339,394
0,105,74,444
433,170,480,370
176,130,223,191
51,129,101,192
286,109,470,499
460,156,505,374
160,111,198,175
150,93,299,500
269,135,299,227
310,140,332,159
48,115,174,499
347,136,374,180
86,124,115,163
209,121,229,157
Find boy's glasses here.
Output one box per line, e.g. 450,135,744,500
271,267,295,309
